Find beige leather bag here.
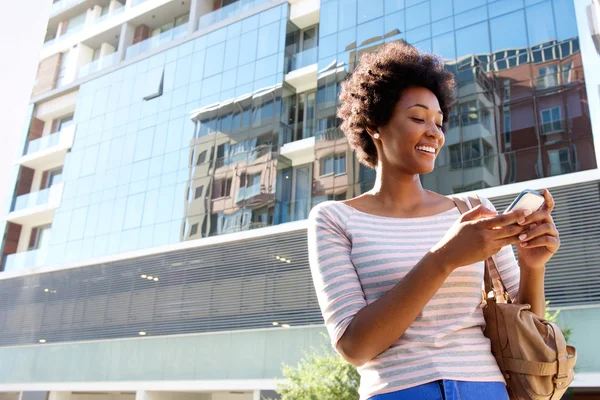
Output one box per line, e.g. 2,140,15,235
451,196,577,400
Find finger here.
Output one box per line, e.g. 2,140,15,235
460,205,497,222
489,223,529,239
519,235,560,251
518,209,554,226
540,189,555,213
477,209,531,228
518,222,557,243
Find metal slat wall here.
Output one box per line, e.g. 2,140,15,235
1,181,599,347
0,231,321,347
488,181,600,306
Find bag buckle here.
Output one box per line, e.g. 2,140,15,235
553,374,569,388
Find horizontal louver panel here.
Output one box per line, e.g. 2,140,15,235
1,181,598,347
0,231,322,347
489,181,600,307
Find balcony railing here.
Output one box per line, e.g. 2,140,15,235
235,183,262,203
198,0,277,30
50,0,86,17
285,47,318,73
78,52,119,78
25,131,61,155
11,187,52,213
3,248,48,273
24,124,76,156
94,6,125,25
126,23,189,59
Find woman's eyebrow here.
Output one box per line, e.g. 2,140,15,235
407,104,443,115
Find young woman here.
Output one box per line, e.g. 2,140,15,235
307,42,560,399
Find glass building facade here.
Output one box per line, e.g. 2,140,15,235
29,0,595,270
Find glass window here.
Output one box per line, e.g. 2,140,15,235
536,65,559,89
525,1,556,47
320,0,338,36
358,0,384,23
339,0,357,30
358,18,385,47
320,155,334,176
431,0,452,21
205,44,225,78
384,10,405,38
454,6,487,30
239,30,258,65
385,0,404,13
432,32,456,61
335,153,347,174
406,2,430,31
257,21,280,59
194,185,204,199
453,0,486,14
488,0,524,18
548,148,572,176
455,21,490,58
490,10,528,53
540,107,562,134
552,0,578,40
432,16,453,36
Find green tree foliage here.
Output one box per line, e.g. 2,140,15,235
266,344,360,400
545,300,572,343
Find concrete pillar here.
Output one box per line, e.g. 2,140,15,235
99,42,117,59
109,0,123,12
85,5,102,25
191,0,215,32
17,225,33,253
63,43,93,83
56,20,69,38
116,22,136,61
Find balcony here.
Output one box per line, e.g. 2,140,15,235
3,248,48,273
126,23,189,59
285,47,318,74
284,47,318,92
235,183,263,203
44,24,85,48
198,0,278,30
78,53,119,78
93,6,125,26
49,0,86,18
6,183,64,226
18,124,76,169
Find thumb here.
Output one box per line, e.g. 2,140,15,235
460,204,496,222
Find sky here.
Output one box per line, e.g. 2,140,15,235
0,0,51,212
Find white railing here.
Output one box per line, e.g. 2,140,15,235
198,0,277,30
125,23,189,59
3,248,48,273
12,187,52,213
25,131,61,155
285,47,318,73
93,6,125,25
49,0,86,17
78,52,119,78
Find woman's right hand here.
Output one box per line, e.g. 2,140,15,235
431,205,531,270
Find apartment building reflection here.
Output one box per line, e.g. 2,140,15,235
186,85,283,238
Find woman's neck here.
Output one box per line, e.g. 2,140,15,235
368,166,430,212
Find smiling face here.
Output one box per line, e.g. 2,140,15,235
374,86,445,175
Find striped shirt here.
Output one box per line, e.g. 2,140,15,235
307,196,520,399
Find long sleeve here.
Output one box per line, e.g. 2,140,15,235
477,195,521,301
307,202,367,349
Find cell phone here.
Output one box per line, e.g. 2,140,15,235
503,189,545,214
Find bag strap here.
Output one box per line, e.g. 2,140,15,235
447,195,512,304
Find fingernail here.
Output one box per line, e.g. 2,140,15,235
517,218,526,225
520,242,527,247
523,210,532,217
519,234,527,240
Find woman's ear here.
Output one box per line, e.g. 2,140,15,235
366,127,380,140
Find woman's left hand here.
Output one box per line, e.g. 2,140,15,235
515,189,560,269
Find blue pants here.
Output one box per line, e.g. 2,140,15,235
369,380,509,399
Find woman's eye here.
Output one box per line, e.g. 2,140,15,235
411,117,425,123
436,124,443,129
